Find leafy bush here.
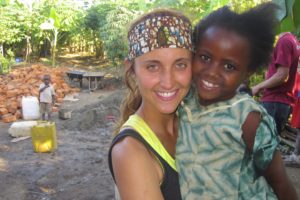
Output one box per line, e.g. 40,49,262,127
0,49,15,74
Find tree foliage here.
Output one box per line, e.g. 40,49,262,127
1,0,298,73
272,0,300,37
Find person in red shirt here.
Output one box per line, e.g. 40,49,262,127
252,32,300,136
284,57,300,167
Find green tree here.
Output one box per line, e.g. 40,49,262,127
0,1,28,72
83,5,105,59
83,1,138,67
98,3,137,66
39,0,83,66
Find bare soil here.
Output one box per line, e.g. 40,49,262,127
0,84,124,200
0,54,124,199
0,56,299,199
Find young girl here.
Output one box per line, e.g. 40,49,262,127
108,9,193,200
176,3,298,200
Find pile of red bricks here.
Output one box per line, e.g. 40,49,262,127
0,64,80,123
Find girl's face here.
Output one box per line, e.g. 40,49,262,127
133,48,192,115
193,26,251,106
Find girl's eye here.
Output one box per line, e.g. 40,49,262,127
224,63,236,71
146,64,159,72
200,55,210,62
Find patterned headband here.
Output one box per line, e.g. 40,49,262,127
128,13,193,60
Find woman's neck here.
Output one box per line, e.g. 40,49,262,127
136,107,178,157
136,108,177,137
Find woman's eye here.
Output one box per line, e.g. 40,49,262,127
176,62,188,69
224,63,236,71
146,64,159,71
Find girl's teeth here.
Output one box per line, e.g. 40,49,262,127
203,80,217,87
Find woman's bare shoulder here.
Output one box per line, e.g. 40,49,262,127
111,135,164,200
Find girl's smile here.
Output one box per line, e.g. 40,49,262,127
193,26,251,106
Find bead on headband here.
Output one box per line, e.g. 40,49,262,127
127,13,193,60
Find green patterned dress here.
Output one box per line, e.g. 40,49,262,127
176,88,279,200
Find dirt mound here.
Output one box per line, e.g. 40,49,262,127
58,89,125,131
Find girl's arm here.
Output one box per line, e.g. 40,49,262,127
111,137,164,200
264,151,298,200
242,112,298,200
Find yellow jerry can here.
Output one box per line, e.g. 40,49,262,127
31,121,57,153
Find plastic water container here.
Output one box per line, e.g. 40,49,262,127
8,121,38,137
31,121,57,153
22,96,40,120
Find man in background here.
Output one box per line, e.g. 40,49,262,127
252,32,300,136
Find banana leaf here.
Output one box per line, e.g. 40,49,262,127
273,0,300,36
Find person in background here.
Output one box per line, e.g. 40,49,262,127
176,3,298,199
108,9,193,200
39,74,55,120
252,31,300,136
284,60,300,167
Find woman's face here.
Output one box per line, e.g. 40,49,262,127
133,48,192,115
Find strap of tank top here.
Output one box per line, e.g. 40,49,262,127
108,128,165,183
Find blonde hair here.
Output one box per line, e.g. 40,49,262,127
113,64,141,135
114,8,192,135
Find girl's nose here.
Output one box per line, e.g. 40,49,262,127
206,62,220,77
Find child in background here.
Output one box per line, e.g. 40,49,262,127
39,74,55,120
176,3,298,200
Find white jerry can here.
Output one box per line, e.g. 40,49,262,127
22,96,40,120
8,121,38,137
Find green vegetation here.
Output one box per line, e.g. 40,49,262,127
0,0,298,86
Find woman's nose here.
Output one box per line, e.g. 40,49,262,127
160,70,174,89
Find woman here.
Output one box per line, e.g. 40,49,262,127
108,9,193,200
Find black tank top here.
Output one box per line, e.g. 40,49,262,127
108,129,182,200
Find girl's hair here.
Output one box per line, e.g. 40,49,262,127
114,9,192,135
194,2,279,73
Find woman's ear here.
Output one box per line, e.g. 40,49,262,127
124,58,133,72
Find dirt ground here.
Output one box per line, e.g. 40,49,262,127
1,87,300,200
0,82,124,200
0,57,299,199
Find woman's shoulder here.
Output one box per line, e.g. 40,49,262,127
111,133,161,179
111,132,151,160
110,132,164,199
